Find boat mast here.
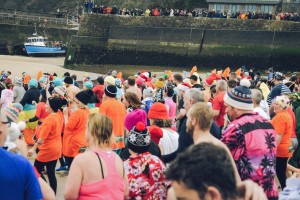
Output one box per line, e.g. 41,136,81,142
43,19,47,37
33,23,37,36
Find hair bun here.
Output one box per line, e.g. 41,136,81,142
240,79,251,88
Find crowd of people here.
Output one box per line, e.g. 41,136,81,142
0,66,300,199
83,1,300,22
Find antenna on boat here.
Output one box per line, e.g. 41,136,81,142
33,23,37,36
43,20,47,37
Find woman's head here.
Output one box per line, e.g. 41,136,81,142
47,97,67,113
273,95,290,114
86,113,114,147
123,92,142,109
75,89,94,107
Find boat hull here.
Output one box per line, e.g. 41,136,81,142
24,45,66,57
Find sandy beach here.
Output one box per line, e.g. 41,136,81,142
0,55,102,80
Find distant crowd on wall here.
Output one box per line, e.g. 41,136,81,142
83,1,300,22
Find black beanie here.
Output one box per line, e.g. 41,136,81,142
105,85,117,98
75,89,94,105
49,97,67,112
64,76,73,84
127,122,151,154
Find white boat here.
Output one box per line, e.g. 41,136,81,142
24,34,66,56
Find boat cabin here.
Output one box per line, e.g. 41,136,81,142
26,36,48,43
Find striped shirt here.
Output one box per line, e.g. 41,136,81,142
267,83,291,106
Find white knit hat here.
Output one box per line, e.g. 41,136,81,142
224,79,253,110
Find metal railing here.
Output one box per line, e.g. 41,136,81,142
0,13,69,25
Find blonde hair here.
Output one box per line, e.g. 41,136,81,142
189,102,213,131
87,113,115,147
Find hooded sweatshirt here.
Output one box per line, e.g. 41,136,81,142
13,79,26,103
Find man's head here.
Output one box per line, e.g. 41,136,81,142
251,89,263,107
183,88,204,113
273,72,284,85
173,74,183,86
224,79,253,120
166,143,237,200
97,76,104,85
127,76,136,86
64,76,73,87
216,80,227,93
227,80,237,91
190,75,198,85
186,102,213,138
64,72,70,77
229,72,237,81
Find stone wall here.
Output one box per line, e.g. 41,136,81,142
65,15,300,71
0,23,77,55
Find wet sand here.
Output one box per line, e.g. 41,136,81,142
0,55,102,80
0,55,208,80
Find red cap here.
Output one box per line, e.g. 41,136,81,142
148,102,168,120
205,73,218,86
49,74,54,81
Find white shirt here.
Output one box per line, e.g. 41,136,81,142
254,107,269,120
160,128,179,155
260,100,270,119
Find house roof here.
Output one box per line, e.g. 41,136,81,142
206,0,280,5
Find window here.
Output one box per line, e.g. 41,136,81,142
214,4,225,11
228,4,241,13
245,5,256,12
261,5,273,13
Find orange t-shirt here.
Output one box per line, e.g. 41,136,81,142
286,107,296,138
99,98,126,149
63,108,90,157
36,111,64,162
271,110,293,157
36,102,49,123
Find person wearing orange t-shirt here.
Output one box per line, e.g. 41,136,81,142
28,97,67,194
63,90,92,169
100,85,126,152
271,95,293,189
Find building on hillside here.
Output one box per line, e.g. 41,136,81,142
282,0,300,12
206,0,281,13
